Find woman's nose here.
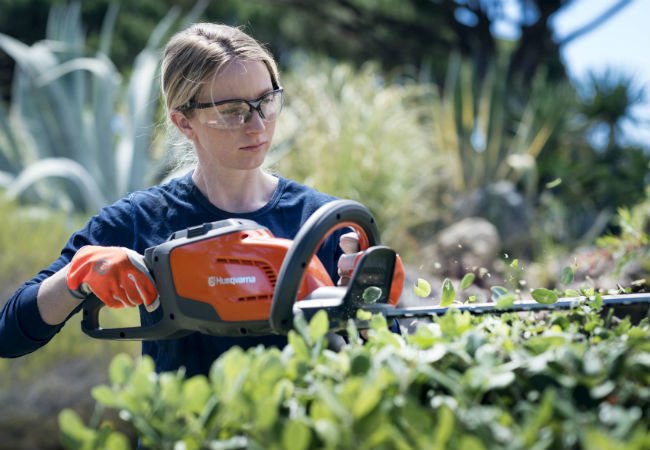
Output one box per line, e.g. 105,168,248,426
245,108,266,133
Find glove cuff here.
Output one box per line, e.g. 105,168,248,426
67,287,87,300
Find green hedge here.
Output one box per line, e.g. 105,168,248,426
59,301,650,450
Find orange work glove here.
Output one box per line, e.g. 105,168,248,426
67,246,160,312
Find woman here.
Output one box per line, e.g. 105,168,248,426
0,23,358,377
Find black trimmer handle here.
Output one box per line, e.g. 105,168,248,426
270,200,382,334
81,294,189,340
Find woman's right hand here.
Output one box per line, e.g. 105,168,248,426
67,246,160,312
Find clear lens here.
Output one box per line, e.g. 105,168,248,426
200,104,249,129
258,91,283,121
197,90,283,130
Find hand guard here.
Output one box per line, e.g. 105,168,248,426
67,246,160,312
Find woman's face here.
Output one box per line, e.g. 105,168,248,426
173,59,278,173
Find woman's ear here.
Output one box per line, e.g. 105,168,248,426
170,110,196,140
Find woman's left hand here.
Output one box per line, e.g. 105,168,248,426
337,232,360,286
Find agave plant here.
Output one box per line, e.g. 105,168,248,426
0,1,206,213
427,53,575,198
421,53,579,255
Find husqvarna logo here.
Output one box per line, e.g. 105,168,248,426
208,276,257,287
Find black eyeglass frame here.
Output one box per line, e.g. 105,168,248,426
179,88,284,121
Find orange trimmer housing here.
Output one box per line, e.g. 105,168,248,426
167,221,403,323
82,201,405,340
168,227,333,322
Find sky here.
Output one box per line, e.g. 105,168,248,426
495,0,650,147
552,0,650,147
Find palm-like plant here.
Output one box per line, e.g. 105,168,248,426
0,2,205,213
581,69,647,152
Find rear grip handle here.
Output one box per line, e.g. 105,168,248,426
270,200,381,334
81,294,185,340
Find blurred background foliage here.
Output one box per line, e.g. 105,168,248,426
0,1,649,448
0,0,647,258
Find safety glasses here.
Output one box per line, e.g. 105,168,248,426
180,88,284,130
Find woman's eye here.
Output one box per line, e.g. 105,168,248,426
220,107,246,116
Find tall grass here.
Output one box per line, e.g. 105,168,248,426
271,58,442,257
0,198,138,385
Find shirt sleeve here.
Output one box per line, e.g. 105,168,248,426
0,197,136,358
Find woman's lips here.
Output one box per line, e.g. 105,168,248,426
240,142,266,151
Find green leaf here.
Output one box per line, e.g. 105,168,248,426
560,266,575,285
370,313,388,330
349,353,372,375
314,419,340,448
129,356,156,399
362,285,383,303
590,380,615,399
432,405,455,448
207,437,249,450
352,381,384,419
309,309,330,342
531,288,558,305
564,289,581,297
486,370,515,390
100,429,132,450
545,178,562,189
440,278,455,307
288,330,310,360
523,389,556,446
109,353,133,385
490,286,509,302
580,285,596,297
58,408,95,449
293,312,311,343
314,383,351,422
356,309,372,321
460,273,475,290
181,375,212,414
496,294,516,309
457,435,488,450
413,278,431,297
91,385,120,408
282,420,311,450
590,294,604,309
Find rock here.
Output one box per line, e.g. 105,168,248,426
455,181,534,256
424,217,501,280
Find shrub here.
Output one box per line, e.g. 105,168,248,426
59,304,650,449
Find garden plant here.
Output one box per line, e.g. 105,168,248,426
0,2,648,450
59,302,650,450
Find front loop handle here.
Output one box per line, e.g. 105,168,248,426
270,200,381,334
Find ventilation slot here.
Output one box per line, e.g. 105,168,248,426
237,294,272,302
214,258,277,302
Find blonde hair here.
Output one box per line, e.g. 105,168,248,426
161,23,280,115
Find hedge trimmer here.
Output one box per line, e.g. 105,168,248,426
81,200,650,340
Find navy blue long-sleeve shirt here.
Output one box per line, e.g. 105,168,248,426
0,172,345,376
